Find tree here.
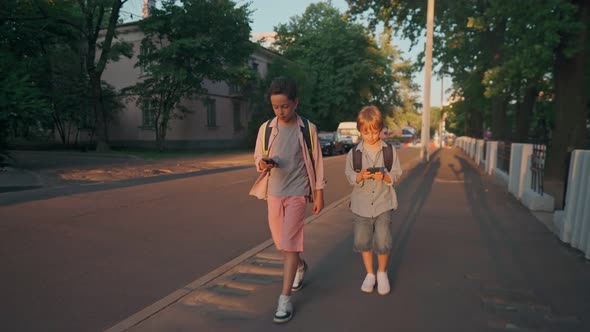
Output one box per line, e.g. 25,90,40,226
0,50,50,149
274,2,407,131
76,0,132,151
348,0,589,182
347,0,492,138
127,0,255,151
546,0,589,180
1,1,131,148
0,0,76,147
378,29,421,132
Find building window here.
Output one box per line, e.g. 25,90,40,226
139,45,150,75
142,101,156,128
233,100,242,131
229,84,241,96
204,98,217,127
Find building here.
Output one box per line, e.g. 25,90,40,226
86,21,278,149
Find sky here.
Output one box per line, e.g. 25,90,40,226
121,0,448,107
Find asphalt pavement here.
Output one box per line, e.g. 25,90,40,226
2,147,589,332
102,147,590,332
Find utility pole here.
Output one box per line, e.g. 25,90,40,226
421,0,435,162
438,74,445,149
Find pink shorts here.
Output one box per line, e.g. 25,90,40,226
267,196,307,252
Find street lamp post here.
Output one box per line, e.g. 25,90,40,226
421,0,435,162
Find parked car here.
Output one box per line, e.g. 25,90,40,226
339,135,354,152
384,137,403,149
318,132,346,155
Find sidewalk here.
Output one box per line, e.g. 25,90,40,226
106,147,590,332
0,150,254,194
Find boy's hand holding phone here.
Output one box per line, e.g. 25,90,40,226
367,167,381,174
357,167,377,183
260,157,278,170
368,167,385,181
356,167,386,183
372,169,385,181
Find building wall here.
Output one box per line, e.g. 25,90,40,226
90,22,276,149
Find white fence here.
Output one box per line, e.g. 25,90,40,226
554,150,590,259
455,137,588,259
475,139,485,166
485,141,497,175
455,138,553,208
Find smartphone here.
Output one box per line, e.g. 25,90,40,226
367,167,381,174
263,158,278,166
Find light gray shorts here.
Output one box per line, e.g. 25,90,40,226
352,210,393,254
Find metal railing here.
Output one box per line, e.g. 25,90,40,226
497,141,511,173
530,144,546,196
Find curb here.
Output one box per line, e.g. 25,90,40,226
0,167,43,193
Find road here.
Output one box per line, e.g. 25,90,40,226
0,149,420,332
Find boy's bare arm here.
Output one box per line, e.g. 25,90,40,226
258,159,277,170
381,172,392,183
312,189,324,214
253,123,264,171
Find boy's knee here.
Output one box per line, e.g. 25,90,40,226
353,233,370,251
374,232,392,253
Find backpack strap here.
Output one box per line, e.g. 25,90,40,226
383,143,393,172
299,116,314,165
352,142,394,172
262,120,272,155
263,117,315,165
353,145,362,172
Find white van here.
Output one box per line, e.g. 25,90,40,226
337,122,360,151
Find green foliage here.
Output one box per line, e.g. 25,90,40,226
273,2,410,131
0,50,52,147
0,0,133,149
127,0,256,150
481,0,576,98
444,103,465,137
347,0,586,144
0,0,81,147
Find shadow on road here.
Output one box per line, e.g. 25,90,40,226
388,150,441,292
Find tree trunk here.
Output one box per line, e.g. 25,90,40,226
491,97,508,140
156,120,168,152
514,84,538,143
90,74,109,151
486,18,507,141
546,0,589,181
471,105,484,138
464,106,472,137
79,0,126,152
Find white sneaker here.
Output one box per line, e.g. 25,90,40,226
360,273,376,293
273,295,293,323
377,271,390,295
292,260,308,291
